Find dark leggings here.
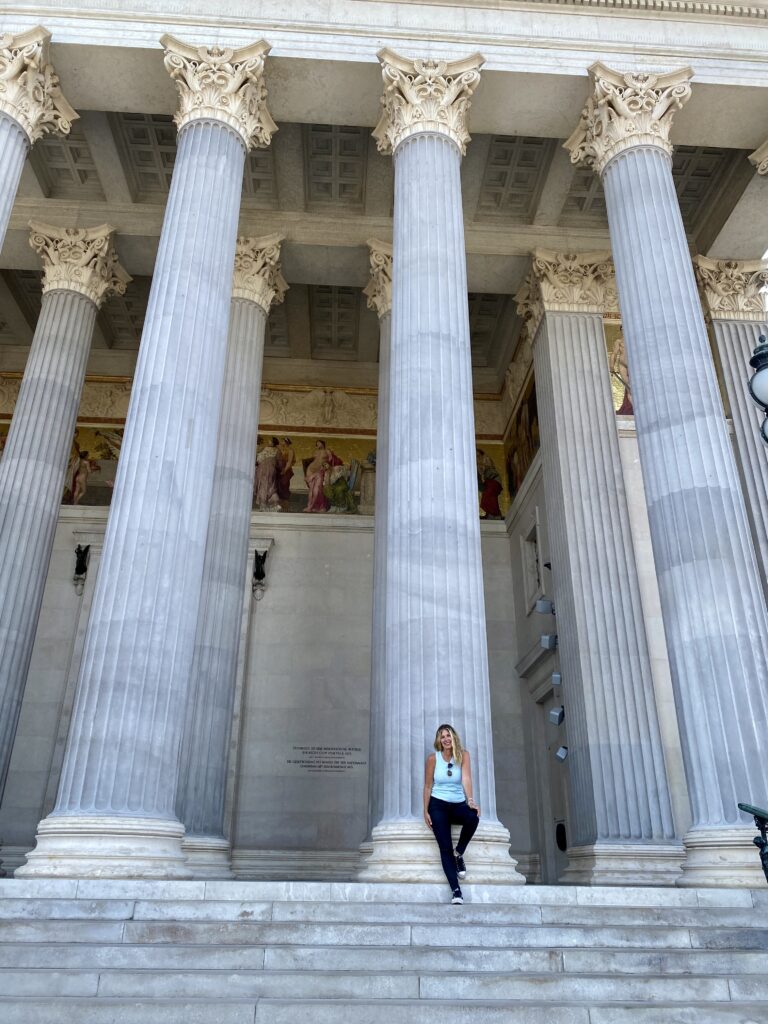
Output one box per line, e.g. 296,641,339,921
428,796,479,890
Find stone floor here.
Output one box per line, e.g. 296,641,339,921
1,879,768,1022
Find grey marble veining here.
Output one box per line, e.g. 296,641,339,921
381,131,499,824
367,311,391,834
602,144,768,835
0,113,29,253
533,311,676,848
176,298,267,840
0,289,96,803
51,120,246,821
710,317,768,600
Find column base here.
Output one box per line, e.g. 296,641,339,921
15,814,192,879
558,842,685,886
677,827,766,888
181,834,233,879
356,818,526,884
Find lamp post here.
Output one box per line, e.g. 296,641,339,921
748,335,768,444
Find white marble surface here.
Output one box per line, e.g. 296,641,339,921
0,113,28,255
603,141,768,884
177,299,268,855
533,310,677,879
17,119,247,877
0,290,96,813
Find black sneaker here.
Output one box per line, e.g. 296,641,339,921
451,888,463,904
455,850,466,879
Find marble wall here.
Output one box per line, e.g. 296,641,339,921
0,507,531,876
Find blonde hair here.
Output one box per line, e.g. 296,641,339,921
433,723,464,765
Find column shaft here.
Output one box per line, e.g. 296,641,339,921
367,311,391,833
710,318,768,596
533,310,680,884
176,297,267,868
602,145,768,884
0,289,96,800
18,120,246,878
0,113,29,252
360,128,522,883
386,132,496,819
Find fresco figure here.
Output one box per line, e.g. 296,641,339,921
66,451,100,505
610,333,634,415
325,458,360,514
477,448,502,519
303,439,339,513
254,436,282,511
277,437,295,501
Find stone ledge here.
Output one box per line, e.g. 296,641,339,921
0,878,761,906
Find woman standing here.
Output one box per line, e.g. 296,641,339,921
424,723,480,904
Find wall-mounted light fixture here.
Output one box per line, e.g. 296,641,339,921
549,705,565,726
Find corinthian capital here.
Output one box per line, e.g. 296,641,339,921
363,239,393,319
515,250,617,340
29,222,131,307
564,62,693,175
232,234,287,314
161,35,277,151
373,49,484,156
0,26,78,144
694,255,768,322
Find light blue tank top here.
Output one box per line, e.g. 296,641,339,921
431,752,465,802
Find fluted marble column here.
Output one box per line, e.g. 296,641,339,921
0,223,128,819
0,28,77,251
362,239,392,839
178,235,286,877
566,63,768,886
18,36,277,878
694,256,768,599
521,251,680,885
358,50,523,883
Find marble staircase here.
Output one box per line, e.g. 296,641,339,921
1,879,768,1022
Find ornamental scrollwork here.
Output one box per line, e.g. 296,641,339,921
161,34,277,151
564,62,693,174
363,239,393,319
233,234,287,314
29,222,131,308
373,49,484,156
694,255,768,321
0,26,78,144
515,250,617,341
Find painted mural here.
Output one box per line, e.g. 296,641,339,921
605,320,634,416
504,374,540,501
0,415,510,518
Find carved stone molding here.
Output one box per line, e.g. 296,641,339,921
0,26,78,144
748,139,768,176
515,250,617,341
29,222,131,308
564,62,693,175
363,238,393,319
161,34,277,151
694,255,768,321
373,48,484,156
232,234,287,315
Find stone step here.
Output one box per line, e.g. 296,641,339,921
251,1003,768,1024
2,1001,768,1024
0,878,757,910
0,897,765,932
4,968,766,1001
4,915,768,950
3,942,768,976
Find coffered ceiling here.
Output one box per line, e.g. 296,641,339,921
0,104,755,392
